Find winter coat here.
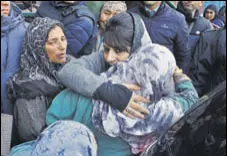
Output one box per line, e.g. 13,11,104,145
36,1,98,58
1,2,27,114
130,2,190,74
7,17,66,142
190,26,226,96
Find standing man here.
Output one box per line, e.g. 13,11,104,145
177,1,213,35
177,1,213,59
130,1,190,74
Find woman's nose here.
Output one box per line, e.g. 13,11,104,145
58,41,66,50
106,50,116,63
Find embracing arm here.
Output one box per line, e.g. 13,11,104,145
57,53,134,112
151,68,199,131
57,52,107,98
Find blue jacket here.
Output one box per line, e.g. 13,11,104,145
1,2,27,114
130,2,190,73
36,1,98,58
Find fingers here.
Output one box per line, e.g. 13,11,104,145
132,94,150,103
174,66,183,76
123,107,145,119
130,102,150,115
122,110,135,119
122,83,141,91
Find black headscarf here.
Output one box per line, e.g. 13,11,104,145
203,4,219,21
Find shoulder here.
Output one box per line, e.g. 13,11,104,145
196,16,211,26
162,3,186,25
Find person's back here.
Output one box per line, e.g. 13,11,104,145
130,1,190,74
1,1,27,114
36,1,98,58
190,26,226,96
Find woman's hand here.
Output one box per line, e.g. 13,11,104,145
173,66,191,84
122,83,150,119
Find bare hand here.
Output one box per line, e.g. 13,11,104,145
122,93,150,119
122,83,141,91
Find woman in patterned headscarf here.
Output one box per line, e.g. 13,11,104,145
9,17,98,156
7,17,69,142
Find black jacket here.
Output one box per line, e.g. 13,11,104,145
190,26,226,96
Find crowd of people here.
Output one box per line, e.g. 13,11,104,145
1,1,226,156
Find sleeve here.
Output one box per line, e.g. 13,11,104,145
57,54,133,111
174,18,191,74
152,80,198,131
64,17,94,57
46,89,93,126
205,21,214,32
171,80,198,112
56,52,107,98
93,82,132,112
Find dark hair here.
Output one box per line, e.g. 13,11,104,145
46,23,65,42
103,12,134,53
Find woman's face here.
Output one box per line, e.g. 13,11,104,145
103,43,130,65
45,26,67,63
205,9,215,20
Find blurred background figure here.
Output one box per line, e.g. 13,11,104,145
96,1,127,52
1,0,28,149
218,4,226,23
203,4,225,29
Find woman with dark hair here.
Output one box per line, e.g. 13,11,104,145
204,4,225,29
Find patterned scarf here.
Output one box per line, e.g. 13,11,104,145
92,43,184,154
